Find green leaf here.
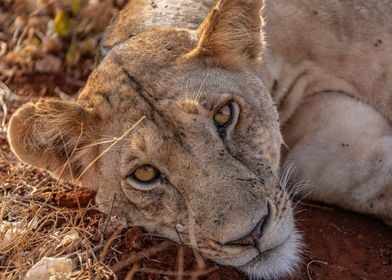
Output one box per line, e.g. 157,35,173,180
72,0,81,15
54,10,72,36
65,43,80,65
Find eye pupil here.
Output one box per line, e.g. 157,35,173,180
133,165,159,183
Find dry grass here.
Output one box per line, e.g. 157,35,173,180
0,144,113,279
0,4,121,276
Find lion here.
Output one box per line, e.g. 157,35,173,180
7,0,392,278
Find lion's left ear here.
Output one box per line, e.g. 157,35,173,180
189,0,265,69
7,100,100,182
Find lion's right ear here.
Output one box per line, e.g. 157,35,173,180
189,0,265,69
8,100,100,182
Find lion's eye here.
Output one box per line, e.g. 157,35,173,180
132,165,160,183
214,103,233,127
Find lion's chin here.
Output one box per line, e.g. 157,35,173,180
239,230,302,279
211,229,302,279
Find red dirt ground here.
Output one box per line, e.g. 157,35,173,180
3,74,392,279
291,203,391,280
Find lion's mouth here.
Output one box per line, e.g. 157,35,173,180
200,230,291,268
201,213,299,270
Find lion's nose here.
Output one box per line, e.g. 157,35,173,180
226,212,269,246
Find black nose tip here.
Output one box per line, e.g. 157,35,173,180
227,211,270,246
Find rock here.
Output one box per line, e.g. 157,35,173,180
25,257,73,280
0,221,24,247
35,55,61,73
55,230,80,251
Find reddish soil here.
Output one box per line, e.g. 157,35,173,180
3,74,392,280
291,203,391,280
7,73,84,98
54,188,96,208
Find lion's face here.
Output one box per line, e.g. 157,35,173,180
8,0,301,278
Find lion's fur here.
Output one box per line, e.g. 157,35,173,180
7,0,392,278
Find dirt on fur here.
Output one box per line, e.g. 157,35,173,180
1,73,391,280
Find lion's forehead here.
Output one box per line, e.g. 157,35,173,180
80,65,256,111
109,28,197,67
79,63,257,125
78,26,272,120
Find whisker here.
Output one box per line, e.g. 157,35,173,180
289,179,309,199
293,190,313,211
279,163,295,190
194,73,209,103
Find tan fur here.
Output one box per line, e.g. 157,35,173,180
188,0,264,69
7,0,392,278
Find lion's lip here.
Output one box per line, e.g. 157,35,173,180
200,239,256,260
202,231,291,265
200,243,259,267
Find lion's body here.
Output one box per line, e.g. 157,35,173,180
7,0,392,278
263,0,392,123
263,0,392,224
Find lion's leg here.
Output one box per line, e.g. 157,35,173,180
283,92,392,225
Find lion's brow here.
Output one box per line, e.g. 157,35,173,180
118,68,201,158
121,68,144,95
117,67,177,131
119,67,164,117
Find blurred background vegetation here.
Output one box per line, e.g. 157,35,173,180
0,0,127,88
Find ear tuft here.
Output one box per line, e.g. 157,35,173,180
8,100,100,182
189,0,265,69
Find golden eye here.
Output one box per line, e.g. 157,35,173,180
214,103,233,126
132,165,160,183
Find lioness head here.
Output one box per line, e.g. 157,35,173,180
8,0,301,278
